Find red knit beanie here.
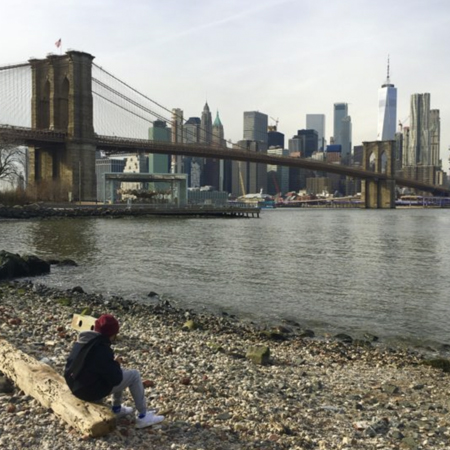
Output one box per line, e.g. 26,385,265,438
94,314,119,337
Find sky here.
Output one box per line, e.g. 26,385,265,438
1,0,449,170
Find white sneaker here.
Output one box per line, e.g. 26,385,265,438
135,411,165,429
114,405,134,418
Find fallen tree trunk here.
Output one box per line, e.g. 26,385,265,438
0,338,116,437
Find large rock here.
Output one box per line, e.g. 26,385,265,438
22,255,50,276
0,251,29,279
246,345,270,365
0,251,50,280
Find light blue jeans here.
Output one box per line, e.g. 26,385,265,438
111,369,146,415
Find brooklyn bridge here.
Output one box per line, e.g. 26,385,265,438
1,50,448,208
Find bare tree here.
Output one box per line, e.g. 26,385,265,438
0,139,26,186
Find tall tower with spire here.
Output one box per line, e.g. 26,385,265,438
200,102,213,145
203,110,225,189
377,57,397,141
212,111,225,147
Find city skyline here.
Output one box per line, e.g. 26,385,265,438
1,0,449,170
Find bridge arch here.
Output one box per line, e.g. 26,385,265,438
40,80,51,129
369,152,376,171
361,141,396,208
57,77,70,130
381,151,387,174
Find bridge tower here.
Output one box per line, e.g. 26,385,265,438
27,51,96,201
361,141,396,208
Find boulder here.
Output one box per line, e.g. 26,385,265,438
421,358,450,372
0,251,29,280
246,345,270,365
22,255,50,276
0,251,50,280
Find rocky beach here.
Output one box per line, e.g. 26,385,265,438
1,280,450,450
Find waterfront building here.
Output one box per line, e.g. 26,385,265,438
95,157,126,202
306,114,326,150
376,59,397,141
306,177,332,195
121,154,149,197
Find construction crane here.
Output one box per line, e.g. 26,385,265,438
239,166,246,196
398,116,410,132
269,116,279,131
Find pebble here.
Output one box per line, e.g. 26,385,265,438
1,281,450,449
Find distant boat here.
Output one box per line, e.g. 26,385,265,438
236,189,276,208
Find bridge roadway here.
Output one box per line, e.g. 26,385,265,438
1,125,449,195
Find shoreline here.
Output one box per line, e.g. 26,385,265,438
22,273,450,359
1,281,450,449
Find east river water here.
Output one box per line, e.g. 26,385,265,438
1,208,450,350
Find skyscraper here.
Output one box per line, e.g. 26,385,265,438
333,103,351,158
203,111,225,189
148,120,171,174
268,130,285,148
333,103,348,144
183,117,201,187
243,111,268,146
376,59,397,141
429,109,440,167
171,108,183,174
200,102,213,145
212,111,225,147
306,114,326,150
407,93,430,165
340,116,352,160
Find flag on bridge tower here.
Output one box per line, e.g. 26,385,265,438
55,38,61,48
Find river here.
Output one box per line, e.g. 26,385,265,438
1,208,449,350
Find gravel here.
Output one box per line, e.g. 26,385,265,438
1,280,450,449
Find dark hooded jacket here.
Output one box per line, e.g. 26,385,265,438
64,331,123,401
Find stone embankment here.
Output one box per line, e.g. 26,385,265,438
0,203,260,219
1,281,450,449
0,203,157,219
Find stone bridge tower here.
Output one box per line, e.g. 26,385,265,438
28,51,96,201
361,141,396,208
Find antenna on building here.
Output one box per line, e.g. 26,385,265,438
386,55,390,84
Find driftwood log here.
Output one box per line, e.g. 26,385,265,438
0,338,116,437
